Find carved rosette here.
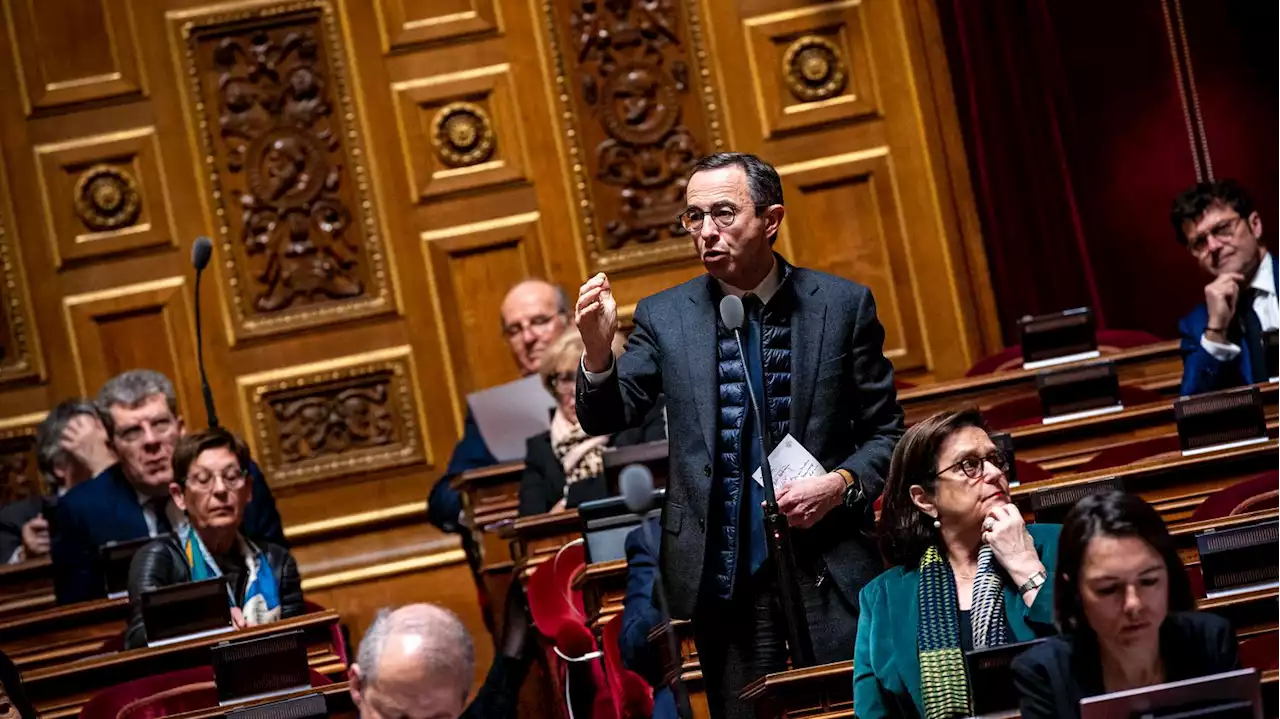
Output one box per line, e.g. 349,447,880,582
237,347,428,488
73,165,142,231
432,102,496,167
540,0,725,270
782,35,847,103
173,1,394,341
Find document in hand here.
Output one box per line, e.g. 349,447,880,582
751,433,823,491
466,374,557,462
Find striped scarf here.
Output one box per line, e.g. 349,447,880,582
182,527,282,626
916,544,1011,719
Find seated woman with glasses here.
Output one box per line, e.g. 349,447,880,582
124,428,304,648
517,329,667,516
1012,491,1238,719
853,408,1060,719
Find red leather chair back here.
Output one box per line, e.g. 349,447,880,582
983,385,1163,431
1239,633,1280,672
1074,434,1183,474
1190,471,1280,522
964,330,1162,377
80,666,332,719
601,614,655,719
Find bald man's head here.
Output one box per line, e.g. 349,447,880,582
349,604,475,719
500,279,569,375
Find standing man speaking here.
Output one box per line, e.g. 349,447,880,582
574,153,904,718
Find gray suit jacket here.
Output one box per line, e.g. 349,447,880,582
576,264,904,619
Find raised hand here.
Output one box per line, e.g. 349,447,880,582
981,503,1043,588
21,515,50,558
59,413,116,476
1204,272,1244,339
575,273,619,372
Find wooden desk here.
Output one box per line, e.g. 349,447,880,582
898,340,1183,425
0,597,128,671
0,558,54,617
1013,439,1279,524
454,461,525,638
573,558,628,639
163,680,356,719
21,610,346,718
502,509,583,585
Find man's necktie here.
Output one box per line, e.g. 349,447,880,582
740,294,768,575
1238,287,1267,383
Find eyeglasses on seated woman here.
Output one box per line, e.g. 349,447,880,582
123,427,305,649
853,408,1061,719
1011,490,1239,719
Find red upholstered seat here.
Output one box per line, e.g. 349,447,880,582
964,330,1162,377
79,666,332,719
983,385,1163,431
1187,564,1206,599
1239,633,1280,672
1190,471,1280,522
601,613,655,719
1074,434,1183,474
1012,459,1052,485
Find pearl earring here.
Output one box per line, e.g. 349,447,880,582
932,518,941,529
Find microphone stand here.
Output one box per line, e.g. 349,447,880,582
732,330,815,668
193,262,219,428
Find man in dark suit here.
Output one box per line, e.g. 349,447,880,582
1172,180,1277,395
1,399,110,564
425,279,570,532
51,369,284,604
575,152,905,718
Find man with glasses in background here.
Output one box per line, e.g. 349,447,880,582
575,152,904,718
51,369,284,604
1171,180,1278,395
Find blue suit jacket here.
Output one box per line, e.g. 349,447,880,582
1179,258,1278,395
619,518,677,719
852,523,1061,719
51,461,284,604
427,408,497,533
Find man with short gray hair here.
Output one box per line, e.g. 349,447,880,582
51,368,284,603
351,603,525,719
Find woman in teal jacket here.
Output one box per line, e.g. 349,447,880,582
853,409,1060,719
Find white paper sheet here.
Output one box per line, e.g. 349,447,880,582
466,374,557,462
751,433,824,491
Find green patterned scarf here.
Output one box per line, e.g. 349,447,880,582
916,544,1011,719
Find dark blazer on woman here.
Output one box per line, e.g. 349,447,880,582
1012,611,1239,719
125,534,305,649
517,399,667,517
853,523,1061,719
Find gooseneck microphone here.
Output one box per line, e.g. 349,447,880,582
717,294,815,667
191,237,219,428
618,464,694,719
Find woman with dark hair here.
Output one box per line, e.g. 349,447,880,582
1012,490,1238,719
853,409,1060,719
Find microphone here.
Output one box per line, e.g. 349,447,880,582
716,292,816,668
191,237,219,428
617,463,693,719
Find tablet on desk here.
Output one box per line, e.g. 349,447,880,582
142,577,234,647
101,536,157,599
964,637,1047,717
1080,668,1261,719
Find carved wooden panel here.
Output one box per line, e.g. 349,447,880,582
0,155,43,386
743,0,880,138
61,277,196,411
391,63,528,201
235,346,430,489
422,212,545,399
776,149,925,371
169,0,395,343
0,413,42,505
374,0,501,52
2,0,147,114
32,127,177,267
537,0,726,272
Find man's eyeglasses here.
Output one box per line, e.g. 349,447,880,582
679,203,770,234
935,451,1010,480
502,313,563,340
1188,215,1243,255
186,467,247,491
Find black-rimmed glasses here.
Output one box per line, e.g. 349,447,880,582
679,203,770,233
935,451,1010,480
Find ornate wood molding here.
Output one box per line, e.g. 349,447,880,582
0,412,45,506
168,0,396,343
0,147,43,387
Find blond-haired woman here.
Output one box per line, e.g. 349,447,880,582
518,329,666,516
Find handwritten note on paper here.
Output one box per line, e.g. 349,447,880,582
466,374,557,462
751,433,824,491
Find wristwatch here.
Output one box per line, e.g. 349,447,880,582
1018,570,1048,595
837,469,863,509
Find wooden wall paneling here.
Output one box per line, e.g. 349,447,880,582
742,0,881,138
167,0,397,344
390,62,529,201
32,126,177,267
775,148,926,371
421,212,545,403
0,412,41,505
1,0,147,115
234,345,431,490
373,0,501,54
0,146,43,388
